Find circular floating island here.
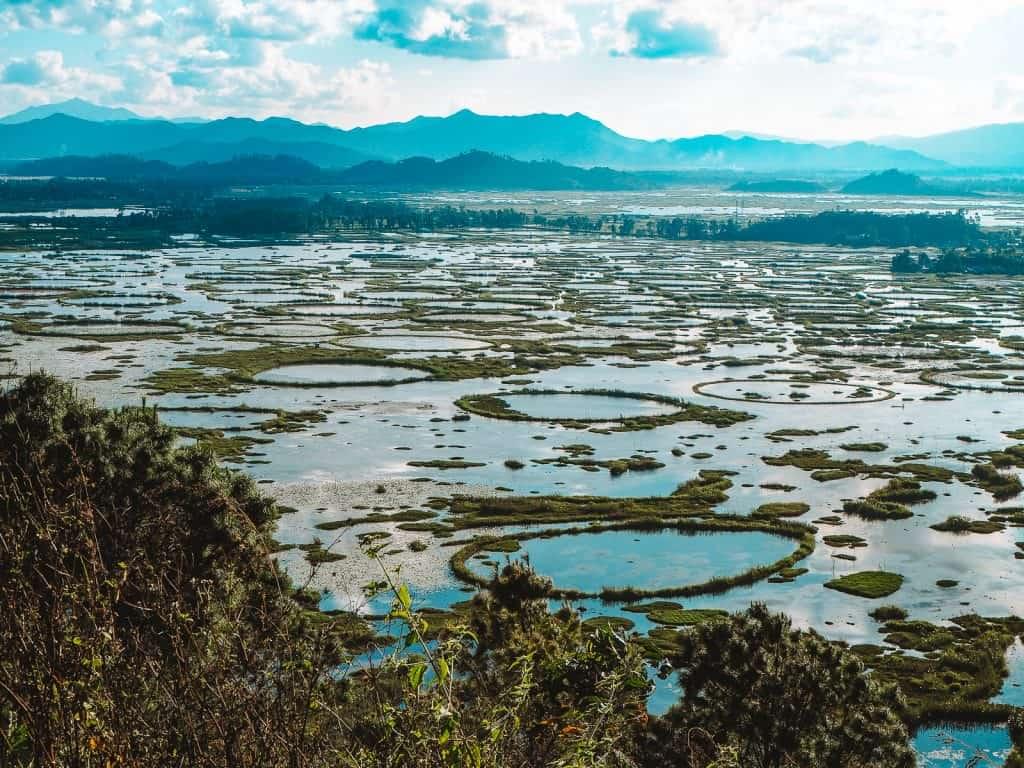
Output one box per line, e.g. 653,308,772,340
253,362,431,386
62,293,180,308
693,379,895,405
921,368,1024,393
18,320,186,339
215,291,329,304
415,312,529,324
799,343,951,360
455,388,752,430
452,518,815,600
283,303,406,317
220,322,342,340
340,334,491,352
465,529,795,595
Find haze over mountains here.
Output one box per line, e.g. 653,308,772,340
1,101,1022,176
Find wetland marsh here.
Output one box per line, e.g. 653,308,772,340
4,216,1024,766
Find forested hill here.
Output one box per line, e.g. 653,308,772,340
12,151,652,191
334,151,651,190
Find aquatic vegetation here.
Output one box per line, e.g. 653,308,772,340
454,388,753,431
930,515,1005,534
867,615,1024,721
972,463,1024,500
694,378,895,405
645,607,729,626
753,502,809,518
407,458,487,470
869,605,909,621
823,534,868,548
824,571,904,599
842,499,913,521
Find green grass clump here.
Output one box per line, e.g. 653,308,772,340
869,605,908,621
842,499,912,520
753,502,809,518
840,442,888,452
315,509,437,531
483,539,520,553
299,540,346,565
645,608,728,626
930,515,1004,534
407,459,486,469
824,571,904,599
822,534,867,549
870,478,937,505
620,601,682,614
972,463,1023,500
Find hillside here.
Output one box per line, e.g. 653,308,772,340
840,169,970,196
336,151,651,190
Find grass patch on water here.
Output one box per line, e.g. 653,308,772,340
824,570,904,599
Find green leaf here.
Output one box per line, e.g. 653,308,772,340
407,661,427,690
437,657,450,684
397,583,412,612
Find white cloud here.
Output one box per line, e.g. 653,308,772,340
0,50,119,91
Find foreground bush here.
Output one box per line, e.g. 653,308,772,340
0,373,351,766
643,605,915,768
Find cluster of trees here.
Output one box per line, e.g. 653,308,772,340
5,184,1020,263
734,210,983,247
0,374,928,767
95,198,529,236
893,244,1024,274
0,177,208,210
314,196,528,231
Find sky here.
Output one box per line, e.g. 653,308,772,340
1,0,1023,141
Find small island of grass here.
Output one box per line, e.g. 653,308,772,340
824,571,904,599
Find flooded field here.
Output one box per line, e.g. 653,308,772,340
4,226,1024,766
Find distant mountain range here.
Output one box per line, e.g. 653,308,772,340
873,123,1024,168
0,98,204,126
0,101,947,172
0,98,143,125
4,99,1024,180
